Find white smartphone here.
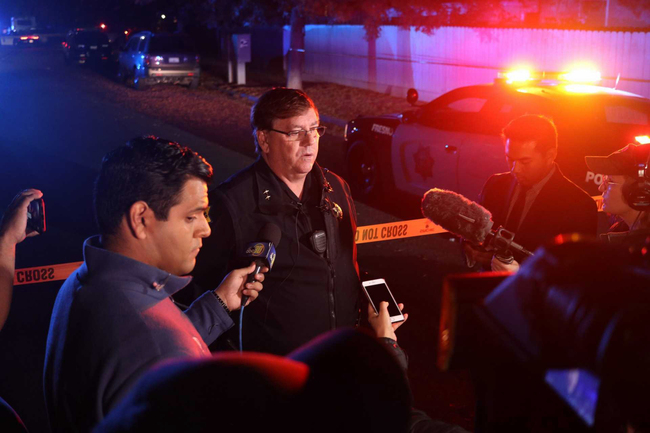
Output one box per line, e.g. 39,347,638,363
361,278,405,323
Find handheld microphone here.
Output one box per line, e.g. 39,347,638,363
422,188,533,259
240,223,282,307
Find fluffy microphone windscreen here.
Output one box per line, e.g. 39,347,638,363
421,188,494,244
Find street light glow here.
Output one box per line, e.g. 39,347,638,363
161,14,166,19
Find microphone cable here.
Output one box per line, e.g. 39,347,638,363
239,303,246,352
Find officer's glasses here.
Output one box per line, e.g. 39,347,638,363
269,126,327,141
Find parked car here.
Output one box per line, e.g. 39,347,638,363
12,30,41,46
345,70,650,202
63,29,111,65
116,31,200,90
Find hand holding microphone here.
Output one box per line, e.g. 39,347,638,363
490,255,520,273
240,223,281,307
213,223,281,311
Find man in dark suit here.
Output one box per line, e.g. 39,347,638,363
464,114,598,272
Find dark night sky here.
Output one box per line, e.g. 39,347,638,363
0,0,158,30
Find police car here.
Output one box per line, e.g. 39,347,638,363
344,69,650,202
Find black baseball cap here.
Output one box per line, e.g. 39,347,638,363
585,143,650,177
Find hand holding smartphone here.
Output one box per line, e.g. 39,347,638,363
362,278,404,323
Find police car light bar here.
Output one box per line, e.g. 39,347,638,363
559,68,601,84
498,68,534,84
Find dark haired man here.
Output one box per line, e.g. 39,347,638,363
464,114,598,271
192,88,360,355
44,137,266,432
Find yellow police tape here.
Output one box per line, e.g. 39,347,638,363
14,261,83,286
12,220,445,285
13,195,605,284
355,218,446,244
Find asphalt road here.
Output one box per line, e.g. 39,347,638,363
0,45,474,431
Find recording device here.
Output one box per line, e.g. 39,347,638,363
622,144,650,210
421,188,533,261
240,223,281,306
438,240,650,431
26,198,46,235
361,279,404,323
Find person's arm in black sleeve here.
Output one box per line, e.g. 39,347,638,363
368,302,471,433
368,302,409,371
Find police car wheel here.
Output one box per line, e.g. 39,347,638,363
188,78,199,89
347,140,380,199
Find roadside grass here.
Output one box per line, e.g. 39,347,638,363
200,64,415,135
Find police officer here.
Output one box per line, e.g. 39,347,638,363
192,88,360,355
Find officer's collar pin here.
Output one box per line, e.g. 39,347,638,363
152,275,170,292
263,189,271,200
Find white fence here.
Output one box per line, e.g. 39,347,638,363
286,25,650,102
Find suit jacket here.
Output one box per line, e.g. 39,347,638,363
479,166,598,260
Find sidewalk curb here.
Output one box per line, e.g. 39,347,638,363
210,85,348,127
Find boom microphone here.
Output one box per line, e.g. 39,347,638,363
241,223,282,307
422,188,533,259
421,188,494,244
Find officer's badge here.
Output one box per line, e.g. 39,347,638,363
331,201,343,220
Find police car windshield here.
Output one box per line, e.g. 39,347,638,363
149,35,195,53
603,100,650,126
77,32,109,44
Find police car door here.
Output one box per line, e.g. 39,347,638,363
391,87,491,199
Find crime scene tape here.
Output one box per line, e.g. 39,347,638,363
355,218,447,244
12,195,605,284
14,261,83,286
355,195,603,244
12,219,446,285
